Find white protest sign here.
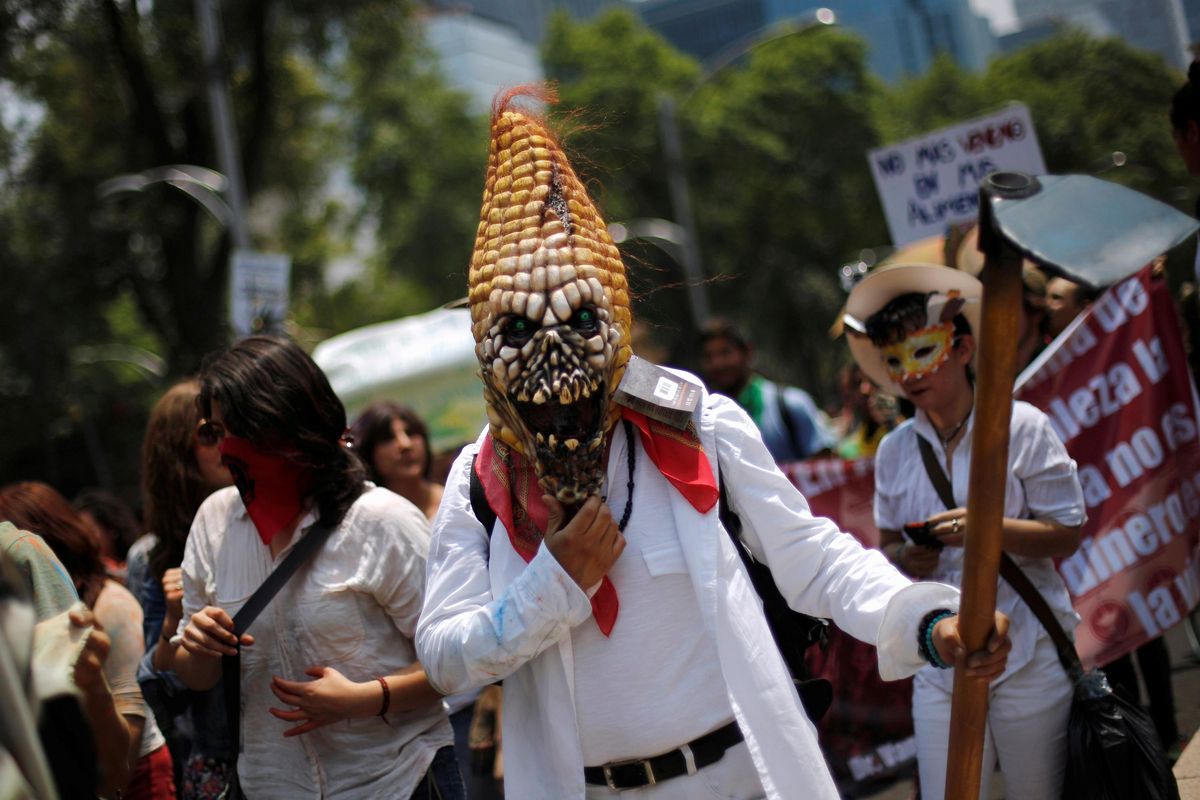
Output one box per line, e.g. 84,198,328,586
868,103,1046,247
230,250,291,336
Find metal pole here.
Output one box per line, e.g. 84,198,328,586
195,0,250,249
657,93,711,328
1166,0,1192,69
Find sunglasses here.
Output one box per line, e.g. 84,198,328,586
196,418,227,447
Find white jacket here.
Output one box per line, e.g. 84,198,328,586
416,387,958,799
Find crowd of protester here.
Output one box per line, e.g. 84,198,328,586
8,66,1200,800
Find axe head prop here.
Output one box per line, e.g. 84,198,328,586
977,172,1199,290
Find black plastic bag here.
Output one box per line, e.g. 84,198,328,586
1062,669,1179,800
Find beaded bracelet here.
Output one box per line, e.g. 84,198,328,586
918,609,956,669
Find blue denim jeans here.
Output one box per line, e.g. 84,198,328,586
408,745,466,800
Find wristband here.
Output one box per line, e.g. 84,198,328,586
377,676,391,717
918,609,955,669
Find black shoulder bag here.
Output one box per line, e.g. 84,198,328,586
915,435,1178,800
218,517,341,800
468,448,833,722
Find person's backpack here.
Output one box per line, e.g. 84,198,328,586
468,452,833,722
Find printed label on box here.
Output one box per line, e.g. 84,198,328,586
653,377,679,402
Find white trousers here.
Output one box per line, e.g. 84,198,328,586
912,635,1074,800
584,740,765,800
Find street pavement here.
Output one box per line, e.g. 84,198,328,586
861,618,1200,800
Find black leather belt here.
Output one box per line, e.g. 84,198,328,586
583,721,744,791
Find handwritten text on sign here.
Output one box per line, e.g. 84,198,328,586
867,103,1046,247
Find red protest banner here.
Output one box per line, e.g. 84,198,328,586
1015,268,1200,666
784,459,916,789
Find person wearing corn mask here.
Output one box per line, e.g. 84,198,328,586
416,90,1012,800
846,263,1084,800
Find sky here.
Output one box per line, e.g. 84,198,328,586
970,0,1020,35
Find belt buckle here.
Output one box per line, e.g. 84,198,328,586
603,758,657,790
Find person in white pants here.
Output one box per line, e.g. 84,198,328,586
846,263,1085,800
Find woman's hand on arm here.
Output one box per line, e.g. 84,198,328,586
268,663,442,737
927,507,1081,559
880,528,940,578
174,605,252,691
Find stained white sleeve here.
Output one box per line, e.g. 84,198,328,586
415,441,594,695
711,395,958,680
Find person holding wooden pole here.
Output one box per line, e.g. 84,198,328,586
847,263,1085,800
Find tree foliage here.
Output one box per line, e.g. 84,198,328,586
1,5,1191,494
0,0,480,491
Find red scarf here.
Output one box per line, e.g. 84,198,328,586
475,407,718,636
219,435,313,546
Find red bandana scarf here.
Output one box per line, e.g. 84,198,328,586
475,407,718,636
219,435,313,546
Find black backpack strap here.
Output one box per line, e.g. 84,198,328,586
469,452,497,536
773,382,804,460
718,471,832,721
222,515,341,772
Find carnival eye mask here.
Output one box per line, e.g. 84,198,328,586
882,323,954,382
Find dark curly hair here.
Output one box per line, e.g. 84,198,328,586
199,336,364,530
1171,62,1200,134
865,292,972,348
350,401,434,482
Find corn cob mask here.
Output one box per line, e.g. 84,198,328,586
469,91,632,505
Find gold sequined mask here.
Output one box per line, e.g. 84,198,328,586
881,323,954,383
468,89,633,505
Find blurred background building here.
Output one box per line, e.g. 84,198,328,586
633,0,997,81
420,1,626,110
1003,0,1193,65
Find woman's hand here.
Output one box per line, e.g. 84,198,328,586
269,666,377,737
69,608,111,697
898,541,941,578
927,507,967,547
931,611,1011,680
162,568,184,624
181,605,253,659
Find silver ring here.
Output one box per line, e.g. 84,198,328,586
952,518,960,534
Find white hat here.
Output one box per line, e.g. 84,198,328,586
844,263,982,395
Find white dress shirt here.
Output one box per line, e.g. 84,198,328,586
179,485,452,799
874,401,1087,690
417,375,959,800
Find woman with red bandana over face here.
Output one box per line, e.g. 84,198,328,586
170,336,464,800
846,264,1085,800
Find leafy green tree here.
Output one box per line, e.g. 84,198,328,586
686,29,887,395
983,33,1187,203
341,3,488,309
880,32,1193,284
0,0,479,490
884,34,1188,202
